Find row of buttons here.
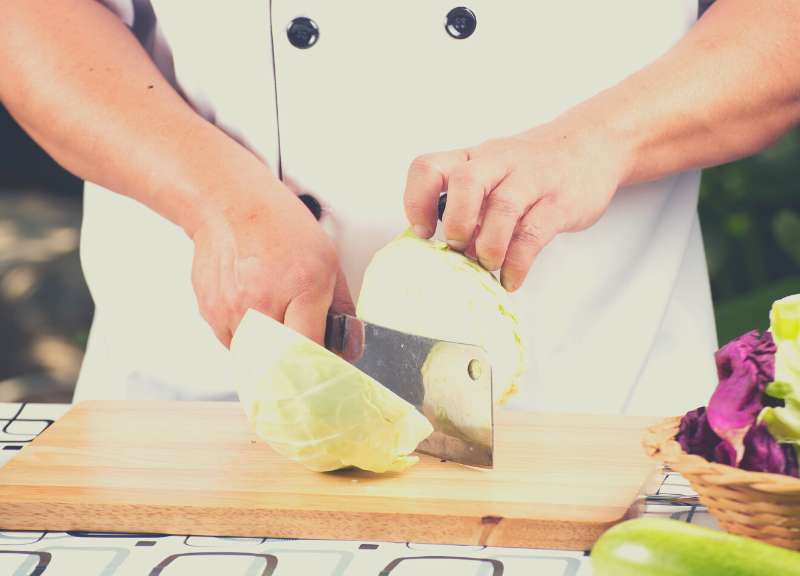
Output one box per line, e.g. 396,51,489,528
286,7,477,49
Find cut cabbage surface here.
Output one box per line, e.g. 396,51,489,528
357,229,526,406
231,309,433,473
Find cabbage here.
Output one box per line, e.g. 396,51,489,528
357,229,525,408
229,229,524,473
357,229,526,447
771,294,800,386
231,309,433,473
759,295,800,469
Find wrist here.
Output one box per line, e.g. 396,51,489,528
555,96,641,189
168,127,284,239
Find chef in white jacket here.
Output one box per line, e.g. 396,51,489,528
2,1,799,415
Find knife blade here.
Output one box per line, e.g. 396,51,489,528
325,312,494,467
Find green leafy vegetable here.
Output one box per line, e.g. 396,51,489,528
760,294,800,465
770,293,800,388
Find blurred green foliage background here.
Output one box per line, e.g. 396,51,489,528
700,129,800,344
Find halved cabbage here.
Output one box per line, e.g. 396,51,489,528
357,229,526,406
357,229,526,449
231,309,433,473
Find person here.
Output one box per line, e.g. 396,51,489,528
1,0,798,414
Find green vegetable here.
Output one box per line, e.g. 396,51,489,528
592,518,800,576
771,294,800,389
231,309,433,473
760,294,800,464
357,229,526,408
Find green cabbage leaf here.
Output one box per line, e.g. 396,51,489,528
759,294,800,464
231,309,433,473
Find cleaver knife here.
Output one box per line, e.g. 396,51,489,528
325,313,494,468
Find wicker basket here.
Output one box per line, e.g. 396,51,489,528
644,417,800,551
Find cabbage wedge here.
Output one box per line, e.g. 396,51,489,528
231,309,433,473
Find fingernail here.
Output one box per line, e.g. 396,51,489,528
447,239,467,251
413,225,432,238
501,273,518,292
480,259,500,272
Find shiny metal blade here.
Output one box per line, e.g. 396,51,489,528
325,313,494,467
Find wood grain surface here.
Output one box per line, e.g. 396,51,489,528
0,401,660,549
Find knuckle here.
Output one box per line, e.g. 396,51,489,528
287,263,322,294
490,190,524,216
443,219,473,241
477,247,504,271
449,165,479,192
513,220,548,246
408,154,439,178
287,255,336,297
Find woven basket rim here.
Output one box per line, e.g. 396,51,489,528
643,416,800,493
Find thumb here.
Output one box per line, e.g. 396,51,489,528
283,286,332,346
330,267,356,316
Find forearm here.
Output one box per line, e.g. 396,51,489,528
555,0,800,187
0,0,276,236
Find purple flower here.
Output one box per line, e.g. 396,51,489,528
707,330,776,464
740,423,799,477
713,440,737,466
785,445,799,478
677,408,799,477
677,407,721,460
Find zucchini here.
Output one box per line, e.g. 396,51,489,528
591,518,800,576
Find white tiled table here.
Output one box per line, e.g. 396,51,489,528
0,403,715,575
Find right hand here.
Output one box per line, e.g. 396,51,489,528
189,180,353,348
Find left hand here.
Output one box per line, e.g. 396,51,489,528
403,120,629,291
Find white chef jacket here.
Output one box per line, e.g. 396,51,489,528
75,0,718,416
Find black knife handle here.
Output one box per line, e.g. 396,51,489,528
298,193,322,220
437,193,447,222
324,312,365,363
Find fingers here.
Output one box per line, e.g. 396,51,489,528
474,175,531,271
283,285,334,346
404,149,468,239
441,157,507,251
192,240,235,348
500,199,558,292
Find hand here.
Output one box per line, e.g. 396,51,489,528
190,180,353,348
403,120,628,291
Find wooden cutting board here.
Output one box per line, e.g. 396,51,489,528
0,401,660,550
